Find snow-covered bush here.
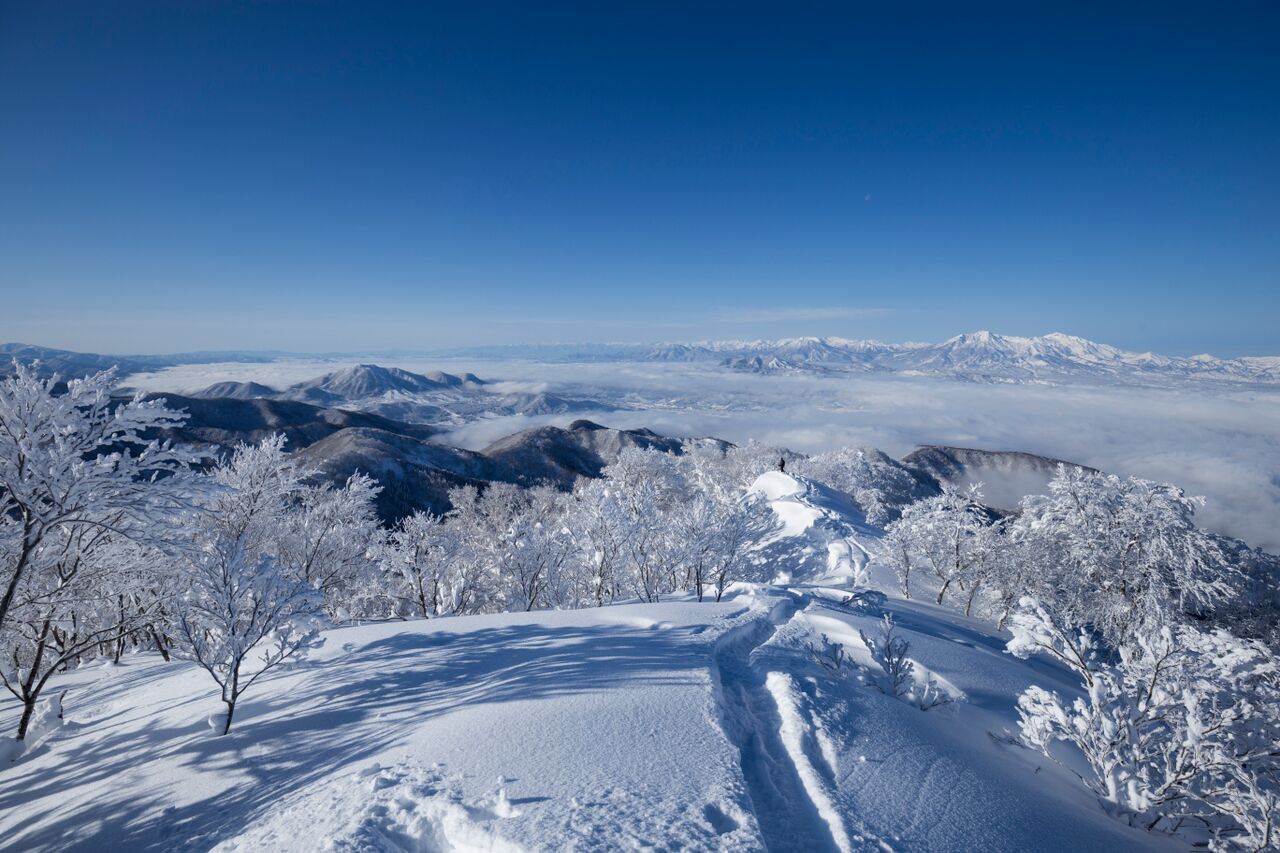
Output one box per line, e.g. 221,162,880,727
857,614,953,710
805,633,854,678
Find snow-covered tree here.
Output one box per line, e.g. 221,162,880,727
204,434,307,556
883,484,990,606
174,535,323,735
879,521,918,599
503,487,573,611
602,448,690,602
1011,466,1236,645
277,473,381,618
562,478,630,608
0,532,164,743
0,362,195,631
1009,596,1280,847
441,483,530,614
381,510,460,618
674,490,759,602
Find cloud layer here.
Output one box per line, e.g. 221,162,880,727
128,359,1280,552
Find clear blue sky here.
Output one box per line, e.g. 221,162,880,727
1,2,1276,355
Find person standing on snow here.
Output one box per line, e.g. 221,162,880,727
778,456,786,473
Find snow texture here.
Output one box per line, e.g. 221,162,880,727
0,470,1187,851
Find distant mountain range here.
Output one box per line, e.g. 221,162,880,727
0,343,279,378
143,390,726,522
6,332,1279,386
149,379,1113,528
434,331,1280,384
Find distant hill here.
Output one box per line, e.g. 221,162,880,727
144,394,438,454
902,445,1098,511
193,381,279,400
482,419,729,488
0,343,278,379
145,392,719,523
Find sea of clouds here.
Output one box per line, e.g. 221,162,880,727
126,359,1280,552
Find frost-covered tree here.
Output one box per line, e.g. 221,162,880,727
562,478,631,608
174,536,323,735
277,473,381,618
0,362,195,631
799,446,928,526
442,483,531,614
381,510,460,618
602,448,690,602
198,436,383,620
1011,466,1235,645
0,532,165,743
883,485,990,606
1009,596,1280,847
674,490,759,602
879,521,918,599
503,487,573,611
204,434,307,555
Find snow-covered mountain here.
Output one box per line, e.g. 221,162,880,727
710,331,1280,384
279,364,482,406
440,332,1280,385
9,335,1276,387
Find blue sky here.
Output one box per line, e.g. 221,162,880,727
1,2,1276,356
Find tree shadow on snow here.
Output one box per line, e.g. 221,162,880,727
0,619,709,852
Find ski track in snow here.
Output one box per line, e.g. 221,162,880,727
711,593,895,853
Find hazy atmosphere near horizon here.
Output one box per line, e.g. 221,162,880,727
3,5,1280,853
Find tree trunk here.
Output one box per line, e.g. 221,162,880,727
150,626,172,662
936,577,953,605
14,620,53,739
15,696,37,741
222,699,236,736
0,513,36,631
113,595,126,664
965,582,981,617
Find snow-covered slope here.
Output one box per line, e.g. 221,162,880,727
0,596,1178,852
0,474,1182,852
748,472,880,587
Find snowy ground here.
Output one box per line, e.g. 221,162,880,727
0,475,1184,851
